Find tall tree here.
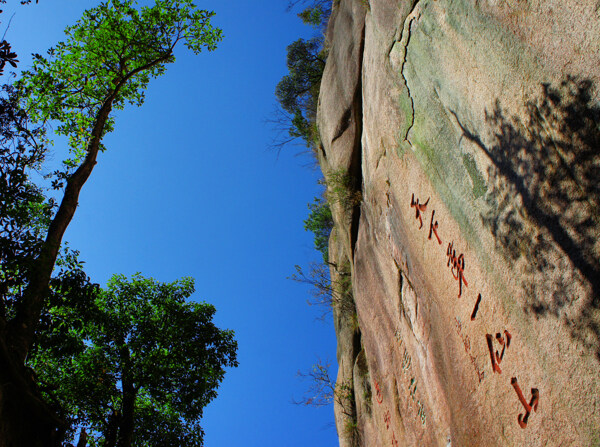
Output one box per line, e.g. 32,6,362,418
0,1,223,445
270,1,330,152
274,37,325,148
0,84,66,447
29,273,238,447
0,85,52,304
303,196,333,262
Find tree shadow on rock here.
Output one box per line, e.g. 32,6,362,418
455,76,600,360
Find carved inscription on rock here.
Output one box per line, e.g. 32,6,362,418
454,317,485,383
408,192,540,429
395,330,427,425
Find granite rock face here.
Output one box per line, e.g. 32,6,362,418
317,0,600,445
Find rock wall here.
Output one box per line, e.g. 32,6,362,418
317,0,600,446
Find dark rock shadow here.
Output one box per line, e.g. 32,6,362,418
454,76,600,360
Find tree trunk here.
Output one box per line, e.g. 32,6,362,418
0,97,115,447
76,428,88,447
117,345,136,447
104,410,121,447
117,386,135,447
0,331,63,447
0,97,114,446
7,96,115,362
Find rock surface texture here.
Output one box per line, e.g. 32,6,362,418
317,0,600,446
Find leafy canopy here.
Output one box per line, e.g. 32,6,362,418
17,0,222,166
0,85,54,316
289,0,331,29
30,273,238,446
275,38,324,138
275,36,325,148
272,1,330,150
6,0,223,362
304,196,333,262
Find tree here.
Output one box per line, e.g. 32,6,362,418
289,261,354,321
29,273,238,447
287,0,331,30
292,358,335,407
0,84,69,447
292,358,355,421
0,1,223,444
12,0,222,360
269,1,330,154
0,85,52,307
274,37,325,148
304,196,333,262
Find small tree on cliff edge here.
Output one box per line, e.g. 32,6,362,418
275,37,325,149
0,1,222,445
270,0,329,153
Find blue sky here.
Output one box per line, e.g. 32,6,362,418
1,1,339,445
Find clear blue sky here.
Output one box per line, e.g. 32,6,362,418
1,1,339,445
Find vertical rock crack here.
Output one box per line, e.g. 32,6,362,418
398,1,421,143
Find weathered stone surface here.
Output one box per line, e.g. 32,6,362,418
318,0,600,445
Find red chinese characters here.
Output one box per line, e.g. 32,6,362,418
373,379,403,445
410,193,429,229
486,330,511,374
511,377,539,428
384,409,391,430
407,192,541,430
375,380,383,404
470,293,482,320
486,334,502,374
446,241,468,297
428,209,442,244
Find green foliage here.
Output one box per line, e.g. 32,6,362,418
30,273,238,446
298,7,324,27
304,196,333,261
0,2,231,444
274,1,329,150
275,38,324,116
0,85,54,317
288,0,332,29
296,1,331,28
16,0,222,168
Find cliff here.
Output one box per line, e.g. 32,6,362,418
316,0,600,445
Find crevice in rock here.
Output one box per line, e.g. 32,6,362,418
318,142,327,161
332,107,353,145
374,144,386,171
347,327,362,447
349,22,366,259
352,323,362,359
353,346,372,417
398,0,421,144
